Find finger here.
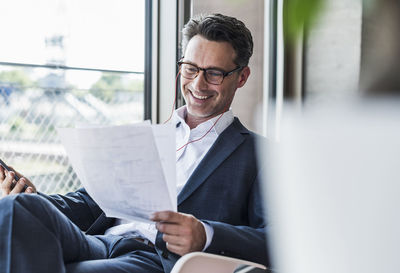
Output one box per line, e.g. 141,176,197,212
0,165,5,181
156,222,181,236
7,166,23,180
162,233,185,246
26,187,34,194
6,170,36,193
151,211,184,223
1,171,15,196
165,241,185,256
162,228,204,251
10,179,26,195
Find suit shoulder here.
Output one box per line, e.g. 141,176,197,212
232,117,266,143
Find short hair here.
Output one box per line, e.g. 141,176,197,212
182,13,254,67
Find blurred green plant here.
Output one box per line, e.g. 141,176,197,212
0,69,34,88
89,73,143,102
129,78,144,92
283,0,324,44
284,0,377,44
90,73,124,101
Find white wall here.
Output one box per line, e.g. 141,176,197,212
304,0,363,103
192,0,265,134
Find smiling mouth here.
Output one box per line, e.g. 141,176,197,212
190,90,211,100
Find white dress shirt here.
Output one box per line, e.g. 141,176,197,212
105,106,234,251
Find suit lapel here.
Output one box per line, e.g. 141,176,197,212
177,118,248,205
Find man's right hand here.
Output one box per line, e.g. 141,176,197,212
0,165,36,196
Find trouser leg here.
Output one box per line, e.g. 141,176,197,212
0,194,108,273
65,237,164,273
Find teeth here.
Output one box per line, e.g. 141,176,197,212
191,92,209,100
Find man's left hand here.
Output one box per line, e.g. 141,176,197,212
151,211,206,256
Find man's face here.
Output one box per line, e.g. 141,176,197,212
180,35,250,123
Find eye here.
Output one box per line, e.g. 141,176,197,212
206,70,223,78
183,64,198,74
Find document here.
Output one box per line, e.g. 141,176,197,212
57,122,176,223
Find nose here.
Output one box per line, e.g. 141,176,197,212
191,70,209,90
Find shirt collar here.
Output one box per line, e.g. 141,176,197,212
173,106,234,135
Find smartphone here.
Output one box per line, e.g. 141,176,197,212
0,158,28,192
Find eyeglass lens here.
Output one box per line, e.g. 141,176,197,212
180,63,224,84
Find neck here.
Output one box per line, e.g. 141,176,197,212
183,107,229,129
185,114,212,129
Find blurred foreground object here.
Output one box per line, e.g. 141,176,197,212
264,102,400,273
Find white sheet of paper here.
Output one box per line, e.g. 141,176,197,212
57,122,176,223
152,124,176,209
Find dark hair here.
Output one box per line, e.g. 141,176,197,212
182,13,254,67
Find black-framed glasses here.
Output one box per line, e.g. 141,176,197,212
177,61,242,85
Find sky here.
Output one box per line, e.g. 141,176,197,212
0,0,145,88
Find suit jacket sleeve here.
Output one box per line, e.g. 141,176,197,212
38,187,103,232
202,171,269,266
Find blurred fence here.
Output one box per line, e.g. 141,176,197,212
0,85,144,194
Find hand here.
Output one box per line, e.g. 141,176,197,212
151,211,206,256
0,165,36,196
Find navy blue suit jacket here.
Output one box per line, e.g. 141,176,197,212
41,117,268,272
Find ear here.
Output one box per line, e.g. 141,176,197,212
236,66,250,88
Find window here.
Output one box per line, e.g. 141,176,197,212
0,0,148,194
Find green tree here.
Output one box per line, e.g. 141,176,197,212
128,78,144,92
0,70,33,88
90,73,143,102
90,73,124,101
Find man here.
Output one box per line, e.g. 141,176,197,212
0,13,268,273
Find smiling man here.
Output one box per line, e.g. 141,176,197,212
0,14,268,273
178,33,250,128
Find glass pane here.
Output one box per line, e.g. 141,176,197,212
0,66,144,194
0,0,145,72
0,0,146,194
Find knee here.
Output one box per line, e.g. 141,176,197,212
1,193,54,217
14,193,46,205
0,194,19,208
0,194,36,218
